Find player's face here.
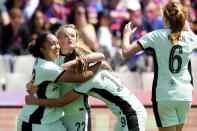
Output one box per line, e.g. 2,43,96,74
59,27,77,54
41,34,60,61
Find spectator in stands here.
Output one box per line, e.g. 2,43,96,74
37,0,67,33
106,0,129,39
17,32,102,131
0,2,10,54
121,0,152,72
68,2,98,52
29,10,47,40
64,0,78,14
143,0,158,26
122,2,197,131
5,0,26,11
96,9,123,70
180,0,196,23
22,0,39,26
193,0,197,34
180,0,197,34
1,8,30,55
82,0,104,24
153,3,165,30
0,2,10,26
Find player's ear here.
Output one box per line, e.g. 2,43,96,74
40,47,45,55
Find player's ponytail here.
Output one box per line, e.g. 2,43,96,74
74,45,91,74
163,2,187,44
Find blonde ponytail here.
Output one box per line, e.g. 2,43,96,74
163,2,187,44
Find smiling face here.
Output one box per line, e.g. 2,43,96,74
58,27,77,54
41,34,60,61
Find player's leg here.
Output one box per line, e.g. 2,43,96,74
159,126,176,131
128,94,147,131
176,124,184,131
114,94,147,131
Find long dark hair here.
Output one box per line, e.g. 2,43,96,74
28,32,49,58
67,2,89,24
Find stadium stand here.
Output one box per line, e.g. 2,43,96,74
141,72,154,90
13,55,35,76
5,73,31,92
114,71,142,89
0,55,11,91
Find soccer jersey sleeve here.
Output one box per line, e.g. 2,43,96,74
138,30,157,49
74,80,94,94
38,61,65,82
190,31,197,50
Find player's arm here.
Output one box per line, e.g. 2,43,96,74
57,61,101,83
60,52,105,69
122,22,143,58
85,52,105,62
25,90,81,107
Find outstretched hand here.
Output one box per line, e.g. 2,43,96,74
123,22,137,37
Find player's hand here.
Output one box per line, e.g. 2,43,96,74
123,22,137,37
101,61,112,72
25,94,37,105
61,59,76,70
26,80,38,94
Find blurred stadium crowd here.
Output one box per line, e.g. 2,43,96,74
0,0,197,91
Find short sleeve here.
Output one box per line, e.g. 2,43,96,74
38,62,65,82
190,31,197,51
74,81,93,94
138,31,156,49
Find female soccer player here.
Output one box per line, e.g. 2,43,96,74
55,24,105,131
25,45,147,131
17,32,102,131
122,2,197,131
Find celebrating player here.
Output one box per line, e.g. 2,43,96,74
25,45,147,131
122,2,197,131
17,32,102,131
55,24,105,131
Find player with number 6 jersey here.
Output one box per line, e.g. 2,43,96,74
122,2,197,131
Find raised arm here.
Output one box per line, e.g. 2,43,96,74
57,61,101,83
85,52,105,62
122,22,143,58
60,52,105,69
25,90,81,107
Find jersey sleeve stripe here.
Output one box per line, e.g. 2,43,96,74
137,41,144,50
54,70,66,83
